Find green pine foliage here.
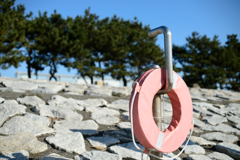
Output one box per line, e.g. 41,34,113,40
224,34,240,91
0,0,30,72
173,32,240,91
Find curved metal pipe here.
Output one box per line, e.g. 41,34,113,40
148,26,173,93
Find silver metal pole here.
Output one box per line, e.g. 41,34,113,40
148,26,173,93
152,93,163,159
148,26,173,159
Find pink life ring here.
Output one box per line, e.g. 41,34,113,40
129,68,193,153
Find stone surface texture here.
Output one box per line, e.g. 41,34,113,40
0,116,54,136
46,132,86,154
0,77,240,160
0,132,48,154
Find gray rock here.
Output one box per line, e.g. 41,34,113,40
202,115,228,125
12,89,25,93
32,104,54,118
91,114,119,125
2,100,18,105
84,106,99,113
33,82,65,94
201,123,240,135
207,97,222,101
121,112,129,121
0,97,4,103
0,132,48,154
0,87,12,92
77,98,107,108
0,116,54,136
217,94,240,101
180,140,205,154
54,120,98,136
85,85,112,96
215,142,240,160
90,107,120,116
50,100,84,112
207,152,234,160
32,104,83,121
1,80,38,91
75,151,122,160
213,104,226,109
65,92,82,95
161,153,181,160
236,123,240,130
112,88,130,97
87,137,120,150
116,122,131,130
17,96,45,107
109,142,149,160
40,153,73,160
227,115,240,124
193,118,205,128
64,84,87,94
207,105,228,116
0,150,29,160
47,95,84,112
193,102,214,109
190,89,201,97
47,95,67,103
193,112,201,119
46,132,85,154
0,102,26,126
91,108,120,125
111,99,129,105
103,130,132,142
193,128,203,133
186,154,211,160
193,103,214,117
191,96,207,101
199,88,213,96
190,136,216,146
107,104,129,112
201,132,238,143
222,103,240,116
23,113,50,126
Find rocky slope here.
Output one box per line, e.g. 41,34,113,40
0,76,240,160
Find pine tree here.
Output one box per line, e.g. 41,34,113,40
0,0,30,73
173,32,225,89
224,34,240,91
128,18,165,80
34,10,68,81
68,9,99,84
21,17,46,78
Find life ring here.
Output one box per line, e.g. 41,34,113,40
129,68,193,153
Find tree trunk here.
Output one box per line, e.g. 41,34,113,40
90,76,93,84
49,60,57,81
122,76,127,86
82,76,88,85
99,61,104,84
27,60,31,79
27,50,32,79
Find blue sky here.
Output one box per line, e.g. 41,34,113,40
1,0,240,78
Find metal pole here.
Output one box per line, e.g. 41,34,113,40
148,26,173,159
151,93,163,159
148,26,173,93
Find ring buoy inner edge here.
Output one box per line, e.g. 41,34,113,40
129,68,194,159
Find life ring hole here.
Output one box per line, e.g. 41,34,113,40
152,94,173,132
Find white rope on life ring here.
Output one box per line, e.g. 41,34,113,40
129,68,194,159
